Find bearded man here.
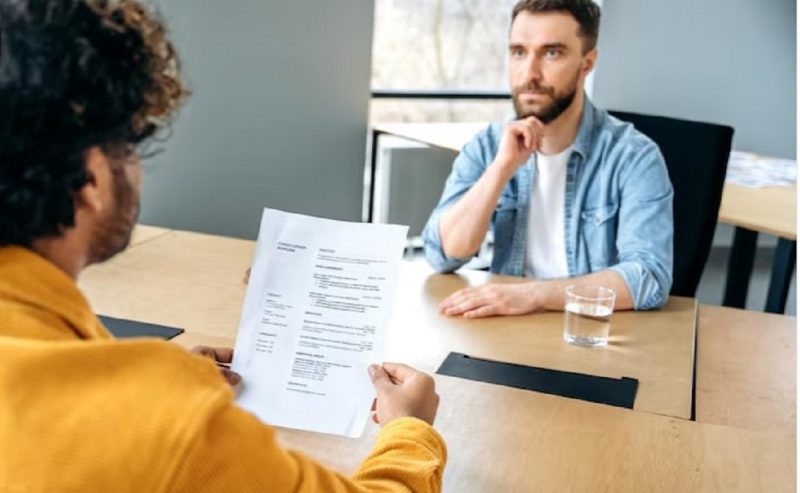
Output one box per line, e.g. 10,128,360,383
424,0,674,318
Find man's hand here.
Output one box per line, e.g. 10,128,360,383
368,363,439,426
243,267,250,284
438,282,540,318
494,116,545,173
192,346,241,386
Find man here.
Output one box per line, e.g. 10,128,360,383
424,0,674,318
0,1,445,491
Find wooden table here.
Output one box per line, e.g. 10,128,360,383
371,122,798,313
385,264,698,420
83,228,697,419
79,226,796,492
695,305,796,436
719,184,797,313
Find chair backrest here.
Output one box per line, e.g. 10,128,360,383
609,110,734,297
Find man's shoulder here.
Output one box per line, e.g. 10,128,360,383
0,337,234,488
593,109,661,158
583,109,667,183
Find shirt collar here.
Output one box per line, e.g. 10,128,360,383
571,94,597,163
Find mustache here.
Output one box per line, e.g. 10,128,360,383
514,82,555,97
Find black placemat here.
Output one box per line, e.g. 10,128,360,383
436,352,638,409
99,315,184,340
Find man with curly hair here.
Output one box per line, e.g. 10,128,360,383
0,0,446,491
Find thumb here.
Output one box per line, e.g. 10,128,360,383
368,364,393,390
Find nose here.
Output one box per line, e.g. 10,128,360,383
520,55,542,86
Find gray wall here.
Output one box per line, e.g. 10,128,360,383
593,0,796,159
140,1,375,239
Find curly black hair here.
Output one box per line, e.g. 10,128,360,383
0,0,188,247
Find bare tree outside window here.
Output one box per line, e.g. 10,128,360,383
370,0,517,123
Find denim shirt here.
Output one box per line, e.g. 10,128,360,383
422,97,674,310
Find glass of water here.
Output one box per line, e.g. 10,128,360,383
563,285,616,347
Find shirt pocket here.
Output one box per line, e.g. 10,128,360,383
580,203,619,270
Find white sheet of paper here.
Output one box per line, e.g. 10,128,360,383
231,208,408,437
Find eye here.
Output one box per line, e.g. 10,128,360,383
510,47,526,58
545,48,562,59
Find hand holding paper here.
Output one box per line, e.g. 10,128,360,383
369,363,439,426
232,208,409,437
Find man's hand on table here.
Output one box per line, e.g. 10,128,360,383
192,346,242,386
438,282,543,318
369,363,439,427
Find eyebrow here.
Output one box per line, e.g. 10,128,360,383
539,42,568,50
508,41,569,50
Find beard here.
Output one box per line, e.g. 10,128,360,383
88,163,140,264
512,68,581,124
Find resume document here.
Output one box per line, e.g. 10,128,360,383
231,208,408,437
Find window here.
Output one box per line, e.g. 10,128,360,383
370,0,517,123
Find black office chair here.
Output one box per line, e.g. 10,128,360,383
609,110,734,298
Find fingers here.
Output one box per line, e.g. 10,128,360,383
368,364,439,427
438,284,515,318
439,286,495,316
380,362,419,383
243,267,251,285
220,368,242,386
368,364,392,389
194,346,234,364
191,346,240,387
444,295,490,316
508,123,534,151
523,115,544,132
212,347,234,363
368,362,422,386
371,398,379,424
463,304,499,319
508,117,544,151
438,287,473,312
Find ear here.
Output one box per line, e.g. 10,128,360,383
581,48,598,76
75,147,110,214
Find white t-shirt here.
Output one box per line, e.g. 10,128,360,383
525,147,572,279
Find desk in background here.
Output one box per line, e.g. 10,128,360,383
719,184,797,313
78,226,796,492
129,224,171,247
370,122,797,314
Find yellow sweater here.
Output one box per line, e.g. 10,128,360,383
0,247,446,492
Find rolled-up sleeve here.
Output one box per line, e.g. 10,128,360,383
422,130,493,273
609,143,674,310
